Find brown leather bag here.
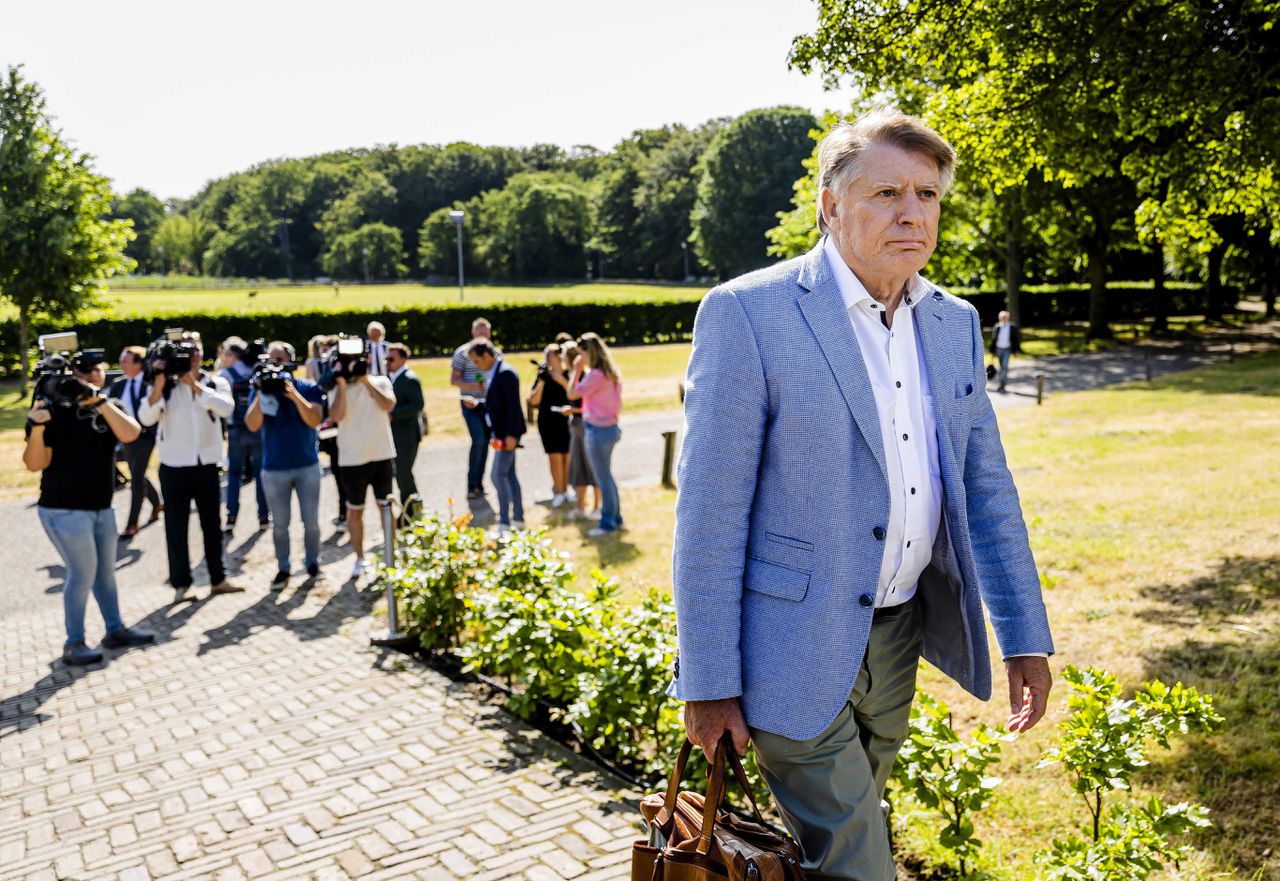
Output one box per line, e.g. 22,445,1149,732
632,735,807,881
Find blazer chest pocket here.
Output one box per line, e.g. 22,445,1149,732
955,380,975,400
744,556,811,602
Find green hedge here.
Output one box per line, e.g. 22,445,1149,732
0,282,1207,378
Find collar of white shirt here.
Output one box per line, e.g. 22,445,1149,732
389,365,407,383
823,235,930,317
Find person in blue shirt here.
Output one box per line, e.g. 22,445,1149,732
245,342,326,588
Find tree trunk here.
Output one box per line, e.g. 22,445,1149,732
18,303,31,395
1004,209,1024,326
1085,220,1112,341
278,222,294,281
1152,240,1169,334
1206,241,1226,321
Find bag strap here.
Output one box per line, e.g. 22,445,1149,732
661,738,695,816
667,734,773,855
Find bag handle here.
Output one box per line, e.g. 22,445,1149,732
667,733,770,854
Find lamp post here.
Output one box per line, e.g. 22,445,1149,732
361,246,370,284
449,210,466,302
681,241,690,282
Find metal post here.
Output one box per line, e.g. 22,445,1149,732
455,222,465,302
1144,353,1152,382
371,496,408,646
1036,373,1045,405
681,242,690,281
1229,340,1235,362
661,431,677,488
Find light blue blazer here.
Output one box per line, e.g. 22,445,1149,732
669,240,1054,741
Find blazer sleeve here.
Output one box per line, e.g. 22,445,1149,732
391,374,424,424
962,309,1054,657
669,288,769,702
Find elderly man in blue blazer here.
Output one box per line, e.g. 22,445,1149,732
671,110,1055,881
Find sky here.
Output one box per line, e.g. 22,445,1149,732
1,0,858,201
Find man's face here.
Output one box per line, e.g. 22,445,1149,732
75,366,106,389
386,350,403,372
822,143,941,284
268,346,290,366
471,351,495,372
120,351,141,377
472,324,490,340
368,326,384,344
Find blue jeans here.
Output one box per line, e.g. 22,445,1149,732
38,507,125,647
260,463,322,574
461,403,491,490
996,346,1012,389
226,428,266,520
584,422,622,531
491,449,523,526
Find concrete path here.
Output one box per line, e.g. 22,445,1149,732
2,322,1275,880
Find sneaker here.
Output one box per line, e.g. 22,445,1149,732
210,580,245,595
588,509,603,521
102,626,156,649
350,558,365,580
270,571,290,591
333,519,346,534
512,520,526,531
306,563,321,578
173,586,196,604
550,493,566,508
223,516,236,534
567,509,582,521
62,641,104,666
587,526,616,538
486,524,511,540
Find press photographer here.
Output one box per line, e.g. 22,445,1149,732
327,336,396,581
138,330,244,602
108,346,163,538
244,341,326,589
23,333,156,666
219,336,268,531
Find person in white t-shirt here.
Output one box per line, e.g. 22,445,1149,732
328,358,396,580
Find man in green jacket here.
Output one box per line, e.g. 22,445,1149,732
386,343,425,504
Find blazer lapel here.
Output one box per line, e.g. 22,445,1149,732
912,288,964,454
796,243,887,479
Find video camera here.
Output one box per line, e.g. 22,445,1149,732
144,328,200,383
32,332,105,408
252,360,299,396
319,335,368,389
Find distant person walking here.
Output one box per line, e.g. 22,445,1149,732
469,341,526,534
451,318,501,498
563,333,623,537
528,343,572,506
108,346,163,537
386,343,425,506
989,310,1022,393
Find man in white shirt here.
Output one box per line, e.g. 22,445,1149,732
366,321,389,377
138,333,244,601
989,310,1022,393
329,355,396,580
108,346,163,537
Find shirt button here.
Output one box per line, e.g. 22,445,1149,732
902,433,909,441
859,594,874,607
907,540,912,548
896,381,902,388
910,487,916,494
872,527,886,540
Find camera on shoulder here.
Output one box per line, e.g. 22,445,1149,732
319,334,369,389
143,328,199,384
252,360,298,395
33,331,104,408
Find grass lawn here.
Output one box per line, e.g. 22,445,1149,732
515,352,1280,880
0,281,705,322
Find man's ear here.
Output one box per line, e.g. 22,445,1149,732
819,187,838,229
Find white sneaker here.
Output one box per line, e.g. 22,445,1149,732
567,509,581,521
512,520,526,531
588,509,603,521
350,558,364,580
486,524,511,540
550,494,566,508
587,527,615,538
334,520,346,534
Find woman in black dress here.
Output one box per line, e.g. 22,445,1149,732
528,344,572,505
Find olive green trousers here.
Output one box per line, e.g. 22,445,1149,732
749,597,923,881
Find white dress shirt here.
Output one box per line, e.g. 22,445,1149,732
138,373,234,467
116,374,147,421
995,322,1012,349
825,235,943,609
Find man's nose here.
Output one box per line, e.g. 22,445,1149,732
898,192,925,226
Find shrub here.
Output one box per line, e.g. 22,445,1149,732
1035,665,1222,880
386,513,489,651
891,692,1012,876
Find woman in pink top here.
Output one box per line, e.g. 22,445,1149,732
564,333,623,536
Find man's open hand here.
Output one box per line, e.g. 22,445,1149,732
1005,656,1052,733
684,697,750,758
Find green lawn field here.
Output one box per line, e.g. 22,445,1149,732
0,281,706,322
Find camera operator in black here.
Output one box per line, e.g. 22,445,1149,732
24,351,156,665
219,336,268,531
138,332,244,602
108,346,164,538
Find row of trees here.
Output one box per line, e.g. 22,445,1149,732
779,0,1280,338
113,107,819,284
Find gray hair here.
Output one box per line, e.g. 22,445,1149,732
816,109,957,234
